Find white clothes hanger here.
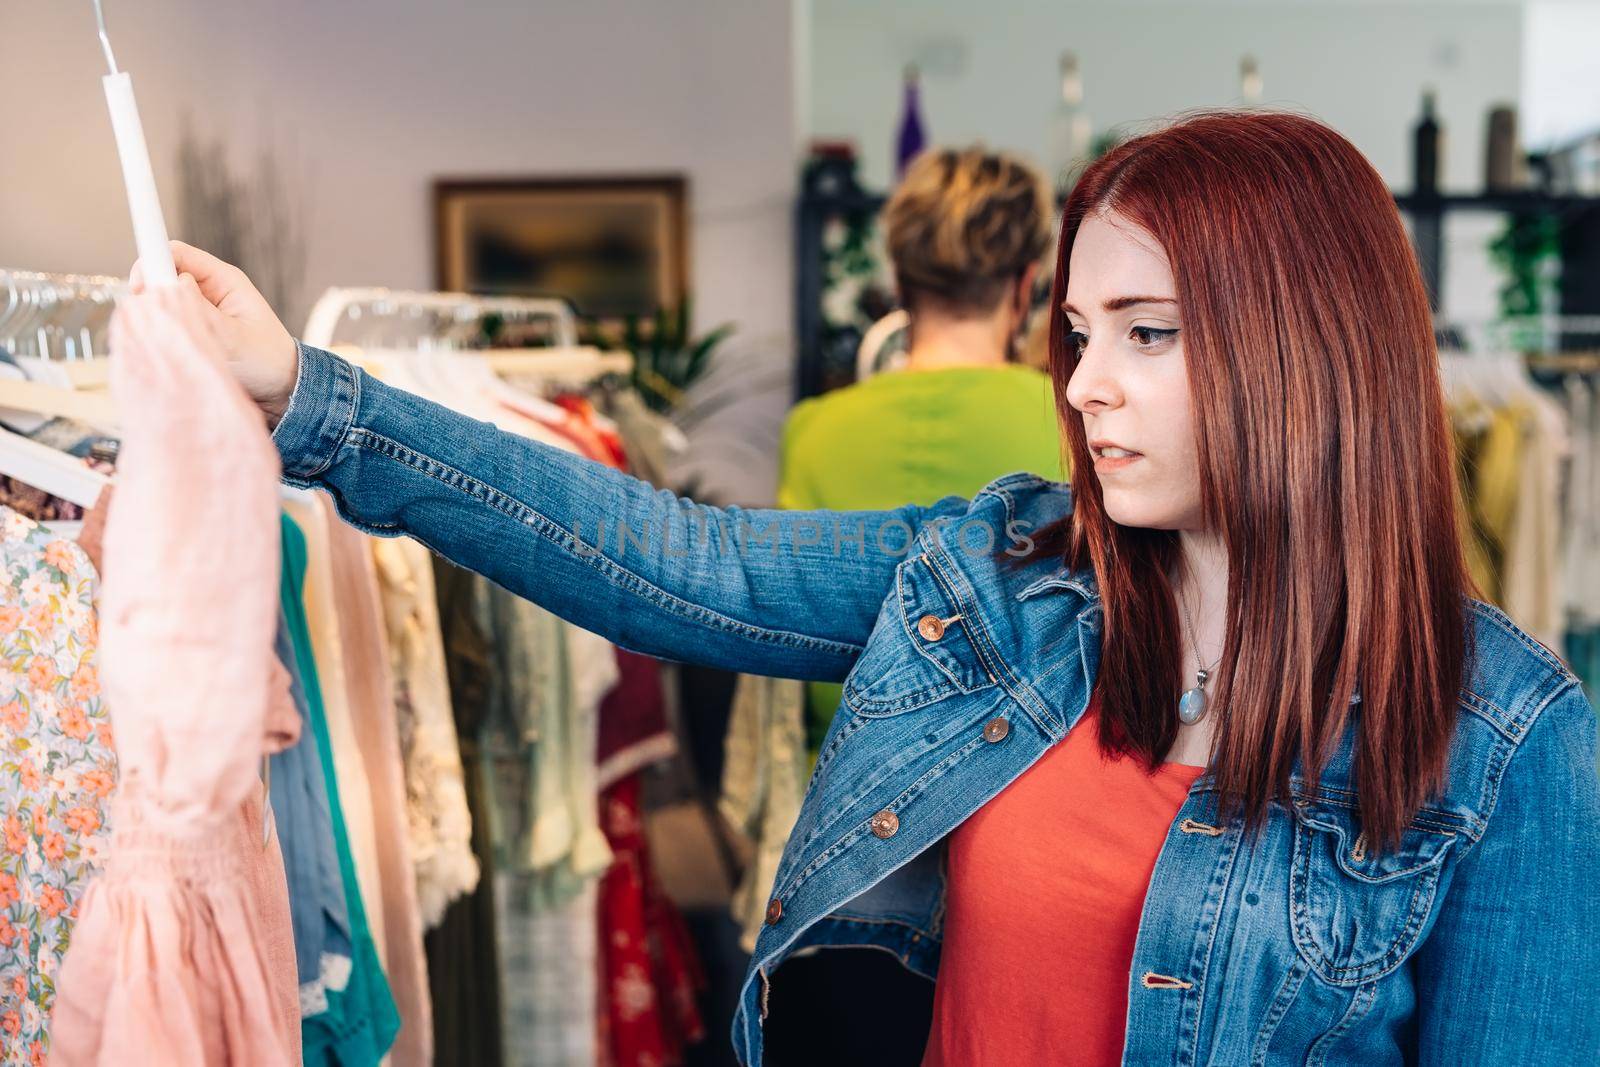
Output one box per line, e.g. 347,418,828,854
0,427,111,509
303,287,632,444
857,308,910,382
0,379,118,430
0,270,122,507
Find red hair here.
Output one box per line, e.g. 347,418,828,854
1027,110,1469,850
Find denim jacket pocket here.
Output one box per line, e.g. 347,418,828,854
1288,800,1458,986
842,553,998,717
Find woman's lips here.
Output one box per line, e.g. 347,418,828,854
1090,441,1143,473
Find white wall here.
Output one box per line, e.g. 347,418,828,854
0,0,798,345
808,0,1523,192
2,2,1580,343
805,0,1527,319
1523,0,1600,149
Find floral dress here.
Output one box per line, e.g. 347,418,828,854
0,507,114,1066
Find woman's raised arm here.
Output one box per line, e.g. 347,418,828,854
155,241,969,680
272,342,962,681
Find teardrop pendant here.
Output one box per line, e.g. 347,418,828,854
1177,667,1210,725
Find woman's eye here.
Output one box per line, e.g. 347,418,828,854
1130,326,1179,348
1064,330,1088,355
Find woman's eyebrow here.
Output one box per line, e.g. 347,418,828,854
1061,296,1179,315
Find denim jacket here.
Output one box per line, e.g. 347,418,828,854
275,343,1600,1065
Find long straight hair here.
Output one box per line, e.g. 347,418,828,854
1026,111,1469,850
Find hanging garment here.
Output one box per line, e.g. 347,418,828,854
718,674,807,953
597,387,687,493
287,493,389,968
1453,398,1528,606
496,875,599,1067
1562,377,1600,715
0,509,115,1063
282,515,402,1067
1565,377,1600,631
269,603,355,1018
477,582,616,1067
425,562,505,1067
548,393,628,468
1569,628,1600,715
48,287,299,1065
476,582,565,875
325,518,433,1067
0,480,82,523
1501,386,1570,651
597,774,707,1067
597,648,675,793
475,584,616,903
370,536,478,930
541,621,617,891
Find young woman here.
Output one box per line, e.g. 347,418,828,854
123,110,1600,1064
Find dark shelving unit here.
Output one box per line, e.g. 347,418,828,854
795,160,1600,401
1393,191,1600,318
794,156,889,401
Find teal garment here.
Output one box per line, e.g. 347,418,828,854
281,514,402,1066
1566,627,1600,772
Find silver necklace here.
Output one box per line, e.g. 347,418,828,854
1177,585,1221,725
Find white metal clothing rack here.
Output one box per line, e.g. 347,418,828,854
303,287,581,350
0,269,123,369
0,269,122,508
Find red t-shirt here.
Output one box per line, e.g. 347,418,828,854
922,695,1205,1066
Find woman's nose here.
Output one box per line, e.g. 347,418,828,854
1065,346,1123,414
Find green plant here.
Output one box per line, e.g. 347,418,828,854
1488,212,1561,351
581,298,734,414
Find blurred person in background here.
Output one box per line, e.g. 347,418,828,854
761,145,1066,1062
781,146,1066,762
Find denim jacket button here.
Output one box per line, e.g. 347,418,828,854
870,810,901,839
765,897,783,925
983,718,1011,743
916,614,946,641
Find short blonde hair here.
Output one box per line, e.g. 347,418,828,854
884,146,1051,316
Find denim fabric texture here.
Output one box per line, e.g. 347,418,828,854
270,603,354,1010
275,343,1600,1065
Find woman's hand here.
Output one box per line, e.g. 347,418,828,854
130,241,300,424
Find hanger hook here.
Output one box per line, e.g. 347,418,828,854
91,0,119,75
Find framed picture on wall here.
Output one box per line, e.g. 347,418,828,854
434,175,688,324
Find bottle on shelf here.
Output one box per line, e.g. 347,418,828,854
1047,51,1093,198
895,65,927,181
1413,87,1443,196
1239,55,1262,105
1484,104,1524,192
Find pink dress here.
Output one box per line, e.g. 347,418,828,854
49,285,300,1065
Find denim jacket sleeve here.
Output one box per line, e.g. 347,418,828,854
271,343,967,682
1411,681,1600,1063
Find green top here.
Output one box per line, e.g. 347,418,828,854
777,364,1066,752
281,515,401,1066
